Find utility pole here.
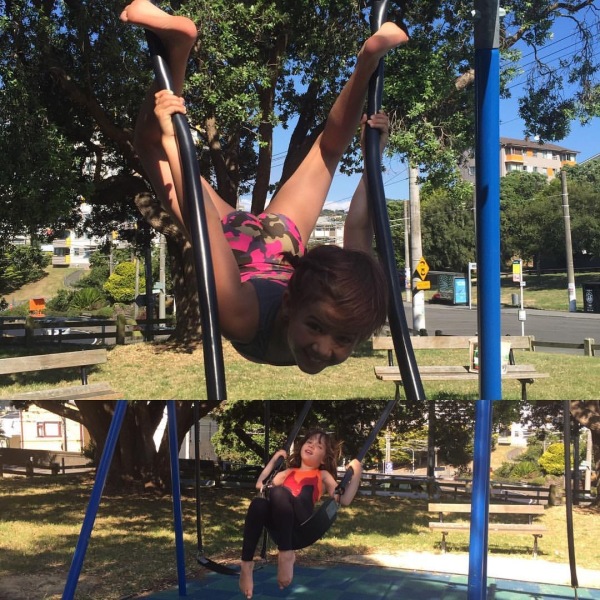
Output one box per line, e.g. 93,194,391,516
404,199,411,302
561,171,577,312
409,165,425,332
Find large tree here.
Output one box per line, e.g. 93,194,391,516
525,400,600,504
1,1,598,341
12,400,220,487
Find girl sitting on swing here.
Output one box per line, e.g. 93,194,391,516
121,1,408,374
240,429,363,599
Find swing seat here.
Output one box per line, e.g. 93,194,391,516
268,497,339,550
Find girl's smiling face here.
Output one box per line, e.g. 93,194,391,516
300,433,327,469
284,298,358,374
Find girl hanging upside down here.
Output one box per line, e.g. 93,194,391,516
239,429,363,599
121,1,409,373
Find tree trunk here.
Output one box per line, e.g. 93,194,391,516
33,401,220,491
570,400,600,505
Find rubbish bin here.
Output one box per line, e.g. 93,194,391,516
438,274,467,305
582,283,600,313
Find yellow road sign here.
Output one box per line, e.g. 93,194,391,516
415,257,429,280
415,280,431,290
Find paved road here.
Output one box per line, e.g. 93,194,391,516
399,301,600,347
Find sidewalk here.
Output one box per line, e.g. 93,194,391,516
339,551,600,589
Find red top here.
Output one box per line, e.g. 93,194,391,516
282,468,323,504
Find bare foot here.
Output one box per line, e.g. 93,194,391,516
239,560,254,599
277,550,295,590
120,0,197,43
363,22,409,57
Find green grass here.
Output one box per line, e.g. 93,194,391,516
0,476,598,600
1,340,598,400
3,265,81,306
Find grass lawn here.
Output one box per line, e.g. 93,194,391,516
1,339,598,400
4,266,82,307
0,475,599,600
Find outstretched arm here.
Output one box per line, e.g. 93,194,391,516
338,459,363,506
343,112,389,253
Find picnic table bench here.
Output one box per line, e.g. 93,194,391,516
372,335,549,400
0,348,120,400
428,502,547,557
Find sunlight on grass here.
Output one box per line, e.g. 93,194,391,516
1,476,599,599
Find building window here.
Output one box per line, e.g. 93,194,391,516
468,166,476,176
533,166,538,173
37,422,62,438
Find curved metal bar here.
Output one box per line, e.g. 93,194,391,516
365,0,425,404
145,30,226,402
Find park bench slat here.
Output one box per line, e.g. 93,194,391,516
0,349,107,375
0,349,119,400
4,382,120,401
427,502,547,556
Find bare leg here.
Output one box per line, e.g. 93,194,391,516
123,1,231,225
239,560,254,599
277,550,295,590
120,0,197,94
266,22,408,243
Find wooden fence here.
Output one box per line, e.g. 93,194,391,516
359,472,552,504
0,448,92,477
0,316,175,346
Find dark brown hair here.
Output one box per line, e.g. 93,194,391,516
287,428,341,479
286,245,388,343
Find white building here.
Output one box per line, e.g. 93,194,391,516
0,405,89,452
462,137,579,183
309,214,345,246
51,202,105,269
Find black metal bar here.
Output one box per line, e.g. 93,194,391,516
338,398,397,491
144,29,226,402
365,1,425,404
563,401,579,590
193,400,239,576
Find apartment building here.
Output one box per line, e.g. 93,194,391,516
309,213,345,247
462,137,579,183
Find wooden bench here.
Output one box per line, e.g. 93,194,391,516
373,335,548,400
428,502,547,556
0,349,120,400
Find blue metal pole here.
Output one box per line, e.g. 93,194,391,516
167,401,187,597
468,2,502,599
62,401,128,600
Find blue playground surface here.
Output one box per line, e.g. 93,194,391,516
143,564,600,599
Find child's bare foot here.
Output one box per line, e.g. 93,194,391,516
120,0,197,44
239,560,254,599
277,550,295,590
363,22,409,57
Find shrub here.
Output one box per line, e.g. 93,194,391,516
46,288,75,313
511,459,542,479
93,305,115,318
538,443,567,476
103,262,144,303
69,287,106,311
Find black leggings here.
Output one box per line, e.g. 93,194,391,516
241,485,314,561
